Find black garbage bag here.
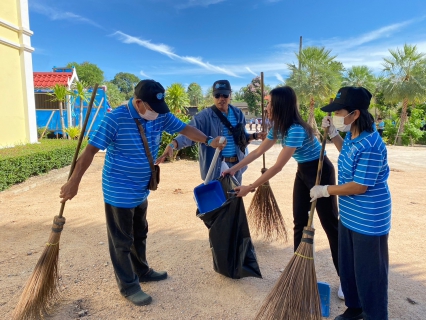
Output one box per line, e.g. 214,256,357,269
196,175,262,279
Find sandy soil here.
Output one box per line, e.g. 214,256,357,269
1,136,426,320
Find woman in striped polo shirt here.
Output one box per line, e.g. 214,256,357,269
311,87,391,320
222,86,340,278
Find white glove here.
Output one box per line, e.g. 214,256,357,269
322,116,338,139
310,185,330,202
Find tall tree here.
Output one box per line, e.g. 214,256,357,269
67,61,104,87
286,46,343,130
241,76,270,116
48,84,72,139
382,44,426,145
342,66,376,92
111,72,141,99
187,82,204,107
104,81,126,108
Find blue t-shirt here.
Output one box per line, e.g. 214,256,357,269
267,124,322,163
338,130,391,236
221,109,238,157
89,99,186,208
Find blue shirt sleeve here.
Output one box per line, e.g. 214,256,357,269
163,113,186,134
267,127,274,140
89,113,118,150
284,125,305,148
353,147,382,186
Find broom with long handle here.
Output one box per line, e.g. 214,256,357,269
255,111,331,320
247,72,287,242
12,84,99,320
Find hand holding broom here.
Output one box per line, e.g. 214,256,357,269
12,85,99,320
246,72,287,243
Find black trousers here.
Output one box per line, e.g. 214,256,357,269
339,222,389,320
293,156,339,274
104,200,150,296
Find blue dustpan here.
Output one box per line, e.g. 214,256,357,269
194,180,226,214
193,137,226,214
318,281,331,317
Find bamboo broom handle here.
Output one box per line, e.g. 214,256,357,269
58,84,99,218
307,108,332,227
261,72,266,169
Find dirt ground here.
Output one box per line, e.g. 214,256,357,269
1,136,426,320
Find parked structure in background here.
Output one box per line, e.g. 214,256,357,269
33,67,79,128
0,0,37,148
33,68,110,139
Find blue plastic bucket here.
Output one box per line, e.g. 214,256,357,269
317,281,331,317
194,180,226,214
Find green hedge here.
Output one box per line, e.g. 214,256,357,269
0,139,87,191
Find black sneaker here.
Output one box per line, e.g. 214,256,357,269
125,290,152,306
334,307,364,320
139,268,168,282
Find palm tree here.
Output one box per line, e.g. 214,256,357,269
342,66,376,92
382,44,426,145
73,81,89,129
187,82,204,108
286,46,343,132
165,83,190,116
48,84,72,139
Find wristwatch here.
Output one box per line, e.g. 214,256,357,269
204,136,214,146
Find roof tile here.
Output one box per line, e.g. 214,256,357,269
33,72,73,89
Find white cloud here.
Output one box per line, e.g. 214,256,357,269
30,1,104,29
139,71,150,78
175,0,226,9
275,73,284,83
245,67,258,76
112,31,240,77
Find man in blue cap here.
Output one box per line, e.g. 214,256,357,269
59,79,224,306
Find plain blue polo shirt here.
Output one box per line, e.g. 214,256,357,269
89,99,186,208
338,129,391,236
267,124,322,163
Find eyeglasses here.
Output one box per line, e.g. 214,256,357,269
214,93,229,99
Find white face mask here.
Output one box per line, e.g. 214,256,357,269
139,102,159,121
333,112,354,132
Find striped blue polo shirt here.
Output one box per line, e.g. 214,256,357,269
89,99,186,208
266,124,322,163
338,130,391,236
221,108,237,157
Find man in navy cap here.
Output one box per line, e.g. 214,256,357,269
59,79,224,306
158,80,265,184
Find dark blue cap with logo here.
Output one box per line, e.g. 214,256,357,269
212,80,232,95
322,87,372,112
134,80,170,114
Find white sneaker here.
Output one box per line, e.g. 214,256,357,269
338,284,345,300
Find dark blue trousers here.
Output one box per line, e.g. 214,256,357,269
104,200,150,296
339,221,389,320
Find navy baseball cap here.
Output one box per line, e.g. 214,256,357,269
212,80,231,95
322,87,372,112
134,80,170,114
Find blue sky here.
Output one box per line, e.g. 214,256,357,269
30,0,426,94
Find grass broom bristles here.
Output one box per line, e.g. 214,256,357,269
12,215,65,320
255,226,321,320
247,168,287,243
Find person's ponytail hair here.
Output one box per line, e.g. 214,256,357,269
354,109,374,133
